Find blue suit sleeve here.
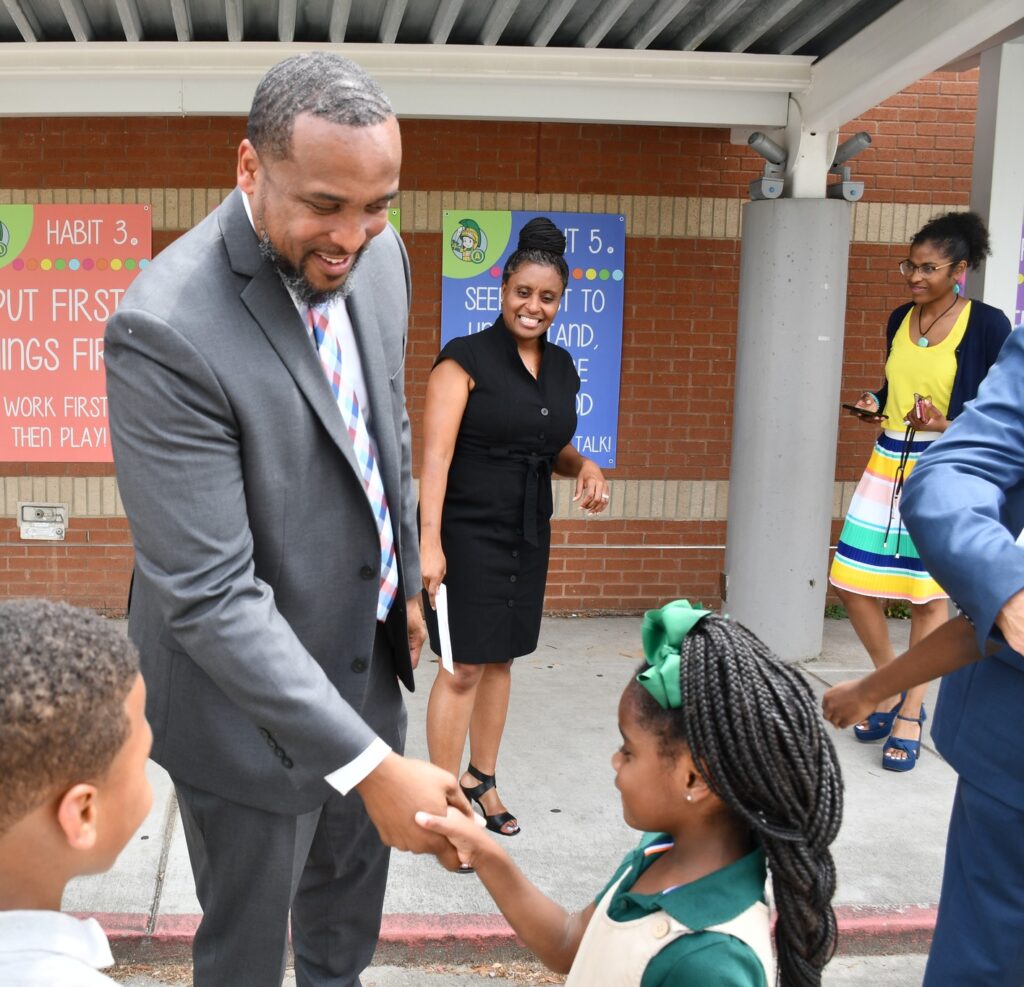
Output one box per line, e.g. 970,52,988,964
902,328,1024,654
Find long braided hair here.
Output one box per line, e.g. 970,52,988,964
630,613,843,986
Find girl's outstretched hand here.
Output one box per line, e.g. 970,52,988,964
415,806,490,869
822,678,876,729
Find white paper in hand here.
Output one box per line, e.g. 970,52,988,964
435,583,454,674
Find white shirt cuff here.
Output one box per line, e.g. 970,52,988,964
324,737,391,795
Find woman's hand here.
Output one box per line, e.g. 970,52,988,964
574,458,609,514
822,678,878,729
849,393,885,423
420,540,447,611
906,396,949,432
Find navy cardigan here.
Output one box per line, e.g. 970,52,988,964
872,299,1011,421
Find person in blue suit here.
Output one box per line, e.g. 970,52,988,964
878,319,1024,985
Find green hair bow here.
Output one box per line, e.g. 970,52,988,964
637,600,712,709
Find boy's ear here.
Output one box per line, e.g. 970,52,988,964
56,784,100,850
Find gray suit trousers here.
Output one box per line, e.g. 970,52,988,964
175,630,407,987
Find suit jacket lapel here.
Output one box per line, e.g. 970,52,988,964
219,189,365,486
347,246,402,514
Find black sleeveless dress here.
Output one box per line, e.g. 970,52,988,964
422,318,580,663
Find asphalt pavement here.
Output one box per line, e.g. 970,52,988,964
68,614,950,984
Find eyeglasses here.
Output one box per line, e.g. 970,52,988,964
899,260,954,278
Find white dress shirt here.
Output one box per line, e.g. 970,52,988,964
0,911,118,986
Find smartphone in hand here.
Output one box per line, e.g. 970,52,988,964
842,403,887,421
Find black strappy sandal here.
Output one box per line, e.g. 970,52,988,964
460,764,520,837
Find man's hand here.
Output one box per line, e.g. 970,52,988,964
355,753,473,871
996,588,1024,655
406,595,427,670
822,678,878,729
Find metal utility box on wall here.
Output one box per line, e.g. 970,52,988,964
18,502,68,541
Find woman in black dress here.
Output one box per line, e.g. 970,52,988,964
420,218,609,835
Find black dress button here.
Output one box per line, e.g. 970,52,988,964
510,574,517,583
360,565,375,580
507,600,515,608
540,407,549,416
511,550,519,558
538,432,545,440
351,658,368,673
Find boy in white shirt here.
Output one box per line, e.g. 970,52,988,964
0,598,153,985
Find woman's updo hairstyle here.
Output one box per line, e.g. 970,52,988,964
502,216,569,290
911,210,991,270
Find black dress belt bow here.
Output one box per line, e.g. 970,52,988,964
488,447,554,547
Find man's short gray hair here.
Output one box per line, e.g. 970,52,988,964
247,52,394,161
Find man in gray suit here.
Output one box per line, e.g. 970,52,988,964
105,53,468,987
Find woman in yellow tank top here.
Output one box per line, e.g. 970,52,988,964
829,212,1010,772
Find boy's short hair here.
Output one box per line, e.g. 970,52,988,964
0,599,139,836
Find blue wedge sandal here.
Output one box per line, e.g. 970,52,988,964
854,692,906,743
882,705,927,772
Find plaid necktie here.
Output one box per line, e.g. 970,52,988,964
308,304,399,620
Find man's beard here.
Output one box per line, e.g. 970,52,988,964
257,231,363,308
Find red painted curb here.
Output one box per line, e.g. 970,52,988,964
94,906,937,965
834,904,938,955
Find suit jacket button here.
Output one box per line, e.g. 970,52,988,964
360,565,375,580
282,756,294,769
259,727,271,739
265,736,277,750
351,658,368,673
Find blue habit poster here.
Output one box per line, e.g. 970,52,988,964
440,210,625,468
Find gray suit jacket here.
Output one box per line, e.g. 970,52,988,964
105,189,421,814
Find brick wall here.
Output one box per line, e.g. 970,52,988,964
0,69,981,614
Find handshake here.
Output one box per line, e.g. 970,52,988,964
355,753,490,871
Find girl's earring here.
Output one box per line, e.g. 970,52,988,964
685,794,693,802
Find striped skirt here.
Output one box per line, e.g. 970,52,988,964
829,429,947,604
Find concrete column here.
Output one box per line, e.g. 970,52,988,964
969,41,1024,325
723,199,852,660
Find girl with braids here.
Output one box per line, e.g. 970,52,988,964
416,600,844,986
829,210,1009,772
419,216,608,836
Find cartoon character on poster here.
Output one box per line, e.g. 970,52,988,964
451,218,487,264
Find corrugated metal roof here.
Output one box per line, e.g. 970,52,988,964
0,0,902,58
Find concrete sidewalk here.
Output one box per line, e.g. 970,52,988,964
65,614,952,967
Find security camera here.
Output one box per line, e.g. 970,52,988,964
747,132,786,201
748,132,787,166
832,131,872,168
827,131,871,201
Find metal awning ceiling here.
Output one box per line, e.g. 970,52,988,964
0,0,903,55
0,0,1021,131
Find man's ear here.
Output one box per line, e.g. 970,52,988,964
237,139,260,192
56,784,99,850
